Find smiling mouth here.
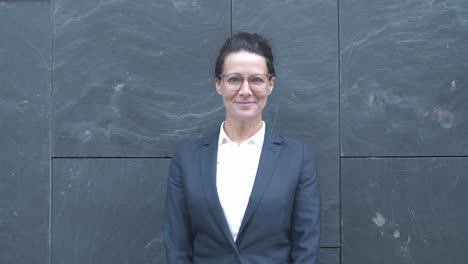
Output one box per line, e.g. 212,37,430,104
235,102,256,104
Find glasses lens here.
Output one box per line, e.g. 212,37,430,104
224,73,242,89
222,73,269,90
248,74,268,86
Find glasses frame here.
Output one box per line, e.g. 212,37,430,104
218,73,274,91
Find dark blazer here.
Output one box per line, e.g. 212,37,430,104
164,126,320,264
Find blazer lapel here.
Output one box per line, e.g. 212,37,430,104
236,127,283,242
199,131,237,249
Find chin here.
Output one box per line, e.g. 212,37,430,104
230,111,261,121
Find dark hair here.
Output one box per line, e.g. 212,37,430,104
214,32,275,80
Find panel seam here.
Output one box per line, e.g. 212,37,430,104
337,0,342,263
52,156,173,159
342,155,468,159
49,0,55,264
230,0,233,35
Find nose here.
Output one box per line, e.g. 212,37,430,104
238,77,252,96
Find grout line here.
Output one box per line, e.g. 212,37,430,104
337,0,343,263
52,156,173,159
49,0,55,263
341,155,468,159
319,246,341,249
230,0,233,35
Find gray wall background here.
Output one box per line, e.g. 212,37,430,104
1,0,467,263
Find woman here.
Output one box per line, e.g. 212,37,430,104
164,32,320,264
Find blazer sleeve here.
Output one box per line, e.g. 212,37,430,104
163,147,193,264
290,143,321,264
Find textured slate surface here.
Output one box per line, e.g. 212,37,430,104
342,158,468,264
320,248,340,264
233,0,340,246
53,0,230,157
0,1,51,264
52,159,169,263
340,0,468,156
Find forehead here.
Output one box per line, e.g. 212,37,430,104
223,51,268,73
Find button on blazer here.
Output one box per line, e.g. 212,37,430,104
164,126,320,264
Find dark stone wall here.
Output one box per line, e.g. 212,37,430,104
1,0,467,263
0,1,51,263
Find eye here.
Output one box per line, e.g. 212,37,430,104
226,75,241,83
250,75,266,85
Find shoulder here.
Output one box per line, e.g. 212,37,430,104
269,130,317,160
173,130,219,155
278,133,306,148
269,129,314,150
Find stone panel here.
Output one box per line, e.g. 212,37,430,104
342,158,468,264
52,158,169,263
340,0,468,156
320,248,340,264
0,1,51,264
53,0,230,157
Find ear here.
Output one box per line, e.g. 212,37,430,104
215,78,222,94
267,76,275,95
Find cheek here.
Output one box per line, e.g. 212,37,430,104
256,92,269,103
258,98,268,109
222,92,236,103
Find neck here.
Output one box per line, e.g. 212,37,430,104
223,117,263,144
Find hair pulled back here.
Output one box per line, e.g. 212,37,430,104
214,32,275,79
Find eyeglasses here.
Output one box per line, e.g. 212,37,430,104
218,73,272,90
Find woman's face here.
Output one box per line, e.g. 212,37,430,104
216,51,275,123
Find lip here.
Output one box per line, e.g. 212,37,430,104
234,101,256,104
